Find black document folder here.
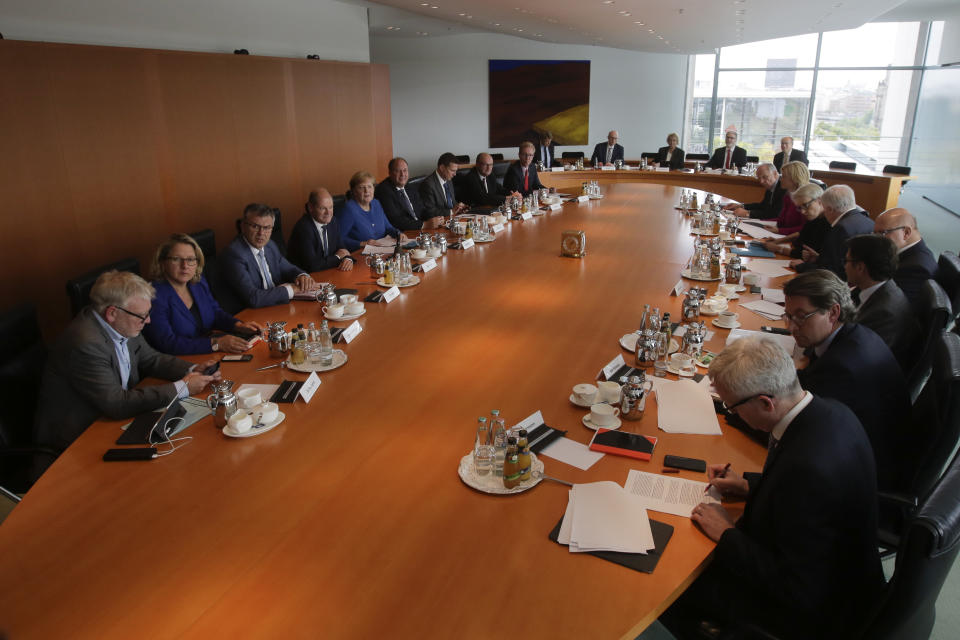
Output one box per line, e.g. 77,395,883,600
548,516,674,574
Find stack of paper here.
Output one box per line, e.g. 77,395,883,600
557,481,655,553
744,259,793,277
741,299,786,321
650,378,722,435
625,470,722,518
761,288,785,303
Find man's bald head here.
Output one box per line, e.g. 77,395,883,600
876,207,921,249
307,187,334,224
475,152,494,177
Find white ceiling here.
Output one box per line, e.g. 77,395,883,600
355,0,958,54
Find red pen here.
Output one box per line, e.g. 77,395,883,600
705,463,731,493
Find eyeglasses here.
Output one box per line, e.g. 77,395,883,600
245,221,274,232
165,256,198,265
780,309,821,326
115,306,151,323
875,226,906,236
796,199,819,211
722,393,770,413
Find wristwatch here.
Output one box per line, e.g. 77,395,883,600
212,338,220,352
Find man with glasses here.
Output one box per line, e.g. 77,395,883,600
783,270,908,490
503,141,545,196
221,203,315,308
660,336,883,639
589,130,624,167
459,152,516,208
724,163,784,220
705,128,746,171
874,207,938,308
794,184,873,279
35,270,220,452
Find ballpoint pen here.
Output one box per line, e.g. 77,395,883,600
705,462,731,493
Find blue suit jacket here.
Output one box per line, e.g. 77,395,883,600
805,209,875,279
142,278,238,355
287,213,349,272
220,236,305,308
590,142,624,165
337,199,400,252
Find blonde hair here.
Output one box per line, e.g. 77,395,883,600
781,161,810,189
150,233,205,283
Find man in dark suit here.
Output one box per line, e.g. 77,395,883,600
796,184,873,278
705,129,747,171
874,207,938,308
419,152,469,222
35,270,220,451
221,203,315,308
845,234,919,370
661,336,884,639
589,130,624,166
287,188,354,273
724,163,784,220
773,136,809,171
534,131,556,168
459,152,515,207
503,141,545,196
784,269,910,490
375,157,442,232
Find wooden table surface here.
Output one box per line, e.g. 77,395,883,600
0,183,791,640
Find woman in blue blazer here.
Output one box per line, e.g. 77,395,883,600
338,171,406,251
143,234,262,355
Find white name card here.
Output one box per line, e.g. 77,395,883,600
655,167,670,172
492,223,505,233
549,203,562,211
382,286,400,303
671,279,685,296
552,166,565,172
601,165,615,171
600,354,626,381
298,371,321,403
512,410,545,434
577,195,589,203
342,320,362,343
520,212,533,220
421,258,437,273
461,237,475,249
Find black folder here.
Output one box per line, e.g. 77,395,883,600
548,516,674,574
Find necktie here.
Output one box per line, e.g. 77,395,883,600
400,188,417,220
443,180,454,208
767,434,779,451
542,146,549,165
118,337,131,389
257,249,274,288
523,169,529,192
851,288,862,306
481,176,487,194
320,225,328,255
803,347,818,366
606,146,612,164
725,149,732,169
762,436,780,474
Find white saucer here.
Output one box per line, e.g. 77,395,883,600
569,393,597,408
222,411,285,438
711,319,741,330
734,285,747,293
376,275,420,288
667,363,696,378
323,307,366,321
582,414,621,431
681,269,722,282
699,300,728,316
619,334,680,354
286,349,348,373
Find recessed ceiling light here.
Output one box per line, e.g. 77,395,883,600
417,31,429,35
419,2,428,5
457,12,465,16
633,21,644,25
648,28,655,33
622,11,631,16
602,0,615,4
494,23,501,26
657,35,663,39
535,33,543,37
517,28,524,31
466,15,472,18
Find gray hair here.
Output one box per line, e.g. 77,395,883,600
820,184,856,213
792,183,823,203
710,337,801,400
783,269,857,322
757,163,778,178
90,270,155,314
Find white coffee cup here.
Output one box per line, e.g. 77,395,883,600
345,301,364,315
719,230,731,241
253,402,279,425
428,246,441,258
227,411,253,435
589,403,621,427
411,249,427,259
598,380,621,404
743,273,761,286
339,294,358,305
717,311,739,327
718,283,737,297
670,353,696,376
323,304,345,319
237,388,262,409
573,383,598,404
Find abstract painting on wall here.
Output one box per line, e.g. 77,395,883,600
488,60,591,147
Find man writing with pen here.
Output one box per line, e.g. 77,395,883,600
658,336,884,640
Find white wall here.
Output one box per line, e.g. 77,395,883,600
0,0,370,62
371,32,689,174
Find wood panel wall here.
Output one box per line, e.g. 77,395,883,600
0,40,392,338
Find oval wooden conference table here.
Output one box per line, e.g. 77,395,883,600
0,183,793,640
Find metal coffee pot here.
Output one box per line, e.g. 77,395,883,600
619,374,654,421
206,380,238,428
683,322,706,357
318,283,338,306
726,254,742,284
267,321,291,358
417,233,433,251
682,290,702,321
432,233,448,254
635,329,659,367
366,254,386,279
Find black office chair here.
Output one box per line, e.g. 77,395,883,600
561,151,584,160
454,155,470,164
331,193,347,218
641,152,659,161
65,257,141,317
829,161,856,171
492,161,510,187
406,174,428,191
906,280,952,404
189,228,216,260
745,155,759,164
0,304,58,497
860,446,960,639
489,153,504,161
936,252,960,329
883,165,911,176
686,153,709,161
203,255,245,316
810,178,827,190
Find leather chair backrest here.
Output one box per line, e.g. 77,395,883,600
0,304,47,447
454,155,469,164
907,280,953,404
332,193,347,218
406,175,427,191
810,178,827,190
561,151,584,159
686,153,709,161
936,252,960,323
745,155,760,163
640,152,659,160
456,166,471,177
883,165,911,175
492,161,510,187
189,228,216,260
860,445,960,639
829,160,857,170
65,257,141,317
204,255,245,316
489,153,504,161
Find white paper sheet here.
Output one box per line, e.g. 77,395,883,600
563,482,655,553
650,378,722,435
741,299,786,317
540,437,604,470
625,470,722,517
761,288,785,303
738,223,785,240
726,328,796,355
744,259,793,277
361,244,396,255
